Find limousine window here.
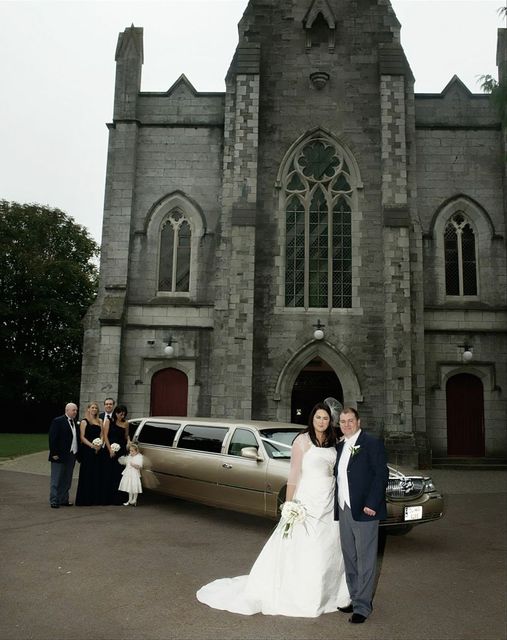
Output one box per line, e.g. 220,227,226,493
138,421,180,447
259,429,301,459
177,424,228,454
228,428,259,456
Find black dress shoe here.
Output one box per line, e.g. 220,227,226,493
50,504,59,509
60,502,73,506
338,605,353,613
349,613,367,624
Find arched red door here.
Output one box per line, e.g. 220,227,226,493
150,368,188,416
446,373,484,456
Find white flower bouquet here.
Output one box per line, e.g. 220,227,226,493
280,500,307,539
110,443,120,453
92,438,103,453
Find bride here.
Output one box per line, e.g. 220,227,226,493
196,403,350,617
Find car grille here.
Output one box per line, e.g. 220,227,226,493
386,477,424,500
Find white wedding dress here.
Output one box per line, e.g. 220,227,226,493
196,434,350,617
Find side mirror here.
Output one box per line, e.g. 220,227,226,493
241,446,262,461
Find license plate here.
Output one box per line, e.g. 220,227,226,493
404,506,423,521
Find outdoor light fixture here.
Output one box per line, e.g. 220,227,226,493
313,319,325,340
164,336,177,357
459,343,473,363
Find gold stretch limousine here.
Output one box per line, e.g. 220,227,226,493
130,417,444,533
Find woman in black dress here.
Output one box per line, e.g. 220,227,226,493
75,402,105,506
103,404,129,505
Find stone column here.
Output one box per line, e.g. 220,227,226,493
80,26,143,406
210,44,260,419
379,44,418,465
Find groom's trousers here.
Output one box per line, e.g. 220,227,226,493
49,455,76,506
338,504,379,618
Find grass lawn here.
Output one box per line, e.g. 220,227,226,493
0,433,48,459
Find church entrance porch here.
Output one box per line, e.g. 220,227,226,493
290,357,343,425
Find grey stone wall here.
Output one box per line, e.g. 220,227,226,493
245,0,410,433
80,7,507,463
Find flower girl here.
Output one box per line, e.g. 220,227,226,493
118,443,143,506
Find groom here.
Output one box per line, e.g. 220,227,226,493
334,407,389,624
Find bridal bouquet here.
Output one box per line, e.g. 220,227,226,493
280,500,307,539
92,437,103,452
111,443,120,453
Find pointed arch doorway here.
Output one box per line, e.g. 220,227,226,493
446,373,484,456
150,368,188,416
291,357,343,425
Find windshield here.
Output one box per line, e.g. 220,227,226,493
259,429,303,459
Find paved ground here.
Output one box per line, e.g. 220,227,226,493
0,452,506,640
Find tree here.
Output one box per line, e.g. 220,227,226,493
0,201,99,430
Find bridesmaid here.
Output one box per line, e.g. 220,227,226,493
103,404,129,505
75,402,105,506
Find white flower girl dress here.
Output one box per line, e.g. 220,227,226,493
118,453,143,495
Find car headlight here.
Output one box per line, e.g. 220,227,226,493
423,478,436,492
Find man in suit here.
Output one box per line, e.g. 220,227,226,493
48,403,79,508
334,407,389,624
99,397,115,422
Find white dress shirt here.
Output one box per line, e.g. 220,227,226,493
68,417,78,454
337,429,361,509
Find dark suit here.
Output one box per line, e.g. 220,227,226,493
48,414,78,506
334,430,389,618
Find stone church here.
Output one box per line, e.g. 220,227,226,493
81,0,507,466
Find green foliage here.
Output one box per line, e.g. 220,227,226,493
478,73,507,126
0,201,99,420
0,433,48,458
476,6,507,125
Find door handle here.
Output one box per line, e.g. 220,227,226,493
222,463,232,469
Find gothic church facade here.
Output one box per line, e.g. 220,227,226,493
81,0,507,465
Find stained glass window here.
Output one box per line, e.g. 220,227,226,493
159,211,191,293
284,137,353,308
444,212,477,296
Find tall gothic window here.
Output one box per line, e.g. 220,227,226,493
444,212,477,296
159,211,191,292
285,137,353,308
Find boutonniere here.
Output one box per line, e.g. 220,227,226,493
349,444,361,457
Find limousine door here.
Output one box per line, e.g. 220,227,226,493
216,427,268,517
169,423,230,505
136,421,228,505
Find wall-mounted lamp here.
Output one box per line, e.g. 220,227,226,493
313,319,325,341
459,343,473,363
163,336,177,357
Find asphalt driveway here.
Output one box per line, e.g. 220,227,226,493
0,453,505,640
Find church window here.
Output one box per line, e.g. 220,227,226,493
444,212,477,296
159,211,191,292
284,138,353,308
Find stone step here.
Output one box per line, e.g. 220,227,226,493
432,457,507,470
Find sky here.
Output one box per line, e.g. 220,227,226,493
0,0,503,245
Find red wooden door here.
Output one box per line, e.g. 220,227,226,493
150,368,188,416
446,373,484,456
